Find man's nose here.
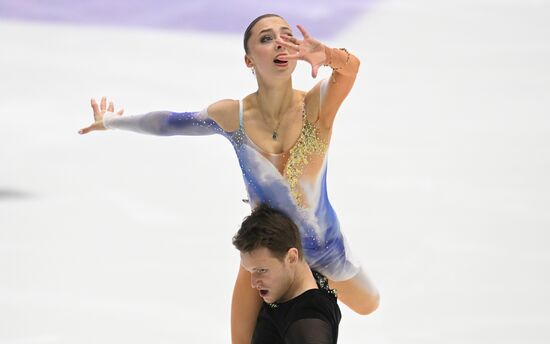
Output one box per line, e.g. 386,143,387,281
251,276,260,289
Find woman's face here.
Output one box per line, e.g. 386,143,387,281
245,16,297,79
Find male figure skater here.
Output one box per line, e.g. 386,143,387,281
233,204,341,343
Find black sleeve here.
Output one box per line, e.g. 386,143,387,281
252,308,283,344
284,318,333,344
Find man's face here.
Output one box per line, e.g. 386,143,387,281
240,247,297,304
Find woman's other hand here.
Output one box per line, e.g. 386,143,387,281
78,96,124,134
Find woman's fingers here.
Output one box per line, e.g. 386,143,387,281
117,108,124,116
281,34,300,45
91,98,100,120
100,96,107,112
276,38,299,52
311,64,320,78
278,52,301,61
81,96,114,134
92,96,120,116
78,124,93,135
78,119,106,135
296,24,310,39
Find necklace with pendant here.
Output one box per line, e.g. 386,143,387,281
257,93,282,141
271,126,280,140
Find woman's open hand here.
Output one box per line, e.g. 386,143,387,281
276,25,327,78
78,96,124,134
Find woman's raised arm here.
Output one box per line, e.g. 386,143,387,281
276,25,360,129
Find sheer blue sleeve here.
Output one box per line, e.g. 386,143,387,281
103,109,223,136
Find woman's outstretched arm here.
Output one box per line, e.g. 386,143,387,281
78,96,229,136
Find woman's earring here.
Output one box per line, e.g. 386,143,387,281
251,67,255,75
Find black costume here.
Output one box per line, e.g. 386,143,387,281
252,275,341,344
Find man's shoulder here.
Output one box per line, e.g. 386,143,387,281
296,288,339,306
287,289,340,321
283,289,340,344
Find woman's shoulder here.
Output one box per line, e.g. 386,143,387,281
303,80,326,121
207,99,240,132
304,79,328,105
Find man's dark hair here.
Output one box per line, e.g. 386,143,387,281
233,204,303,260
243,13,283,54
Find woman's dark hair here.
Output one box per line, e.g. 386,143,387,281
243,13,283,54
233,204,303,260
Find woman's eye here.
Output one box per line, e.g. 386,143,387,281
260,35,273,43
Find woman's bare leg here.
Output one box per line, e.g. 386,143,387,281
231,264,263,344
328,267,380,315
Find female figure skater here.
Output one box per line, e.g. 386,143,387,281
79,14,379,343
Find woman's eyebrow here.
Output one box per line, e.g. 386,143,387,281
258,26,291,35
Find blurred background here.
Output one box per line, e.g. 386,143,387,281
1,0,549,343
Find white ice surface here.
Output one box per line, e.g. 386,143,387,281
1,0,550,343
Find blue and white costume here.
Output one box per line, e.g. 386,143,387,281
103,93,360,281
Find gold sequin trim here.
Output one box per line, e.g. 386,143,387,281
284,104,328,207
